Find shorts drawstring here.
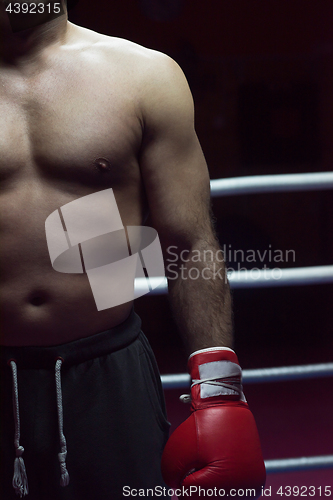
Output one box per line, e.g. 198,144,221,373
55,358,70,487
9,358,70,497
9,360,29,498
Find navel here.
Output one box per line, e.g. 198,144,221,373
27,290,49,307
29,295,47,307
30,296,45,306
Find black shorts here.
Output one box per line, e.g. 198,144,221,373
0,310,171,499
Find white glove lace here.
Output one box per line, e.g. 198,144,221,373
180,376,244,403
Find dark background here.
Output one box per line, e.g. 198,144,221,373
69,0,333,373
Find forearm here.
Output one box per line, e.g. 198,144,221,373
166,237,233,355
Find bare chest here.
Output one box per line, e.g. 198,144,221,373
0,62,143,189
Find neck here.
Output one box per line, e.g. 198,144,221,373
0,2,69,65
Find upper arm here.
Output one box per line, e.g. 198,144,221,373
138,53,212,251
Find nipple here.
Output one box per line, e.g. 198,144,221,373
94,158,112,173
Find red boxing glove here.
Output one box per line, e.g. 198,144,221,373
161,348,266,499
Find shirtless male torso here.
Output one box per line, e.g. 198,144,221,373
1,22,166,346
0,4,265,500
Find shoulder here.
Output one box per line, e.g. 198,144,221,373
66,23,194,126
68,23,192,103
67,22,173,70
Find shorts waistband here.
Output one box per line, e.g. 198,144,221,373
1,309,141,369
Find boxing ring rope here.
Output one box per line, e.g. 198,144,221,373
265,455,333,474
136,265,333,294
154,171,333,474
210,171,333,197
160,362,333,389
135,171,333,293
227,265,333,288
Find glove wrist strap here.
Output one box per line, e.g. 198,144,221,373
185,347,247,405
191,373,245,400
188,346,235,360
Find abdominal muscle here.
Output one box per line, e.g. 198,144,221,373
0,272,134,347
0,182,142,347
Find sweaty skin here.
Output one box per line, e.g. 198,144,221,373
0,2,232,350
